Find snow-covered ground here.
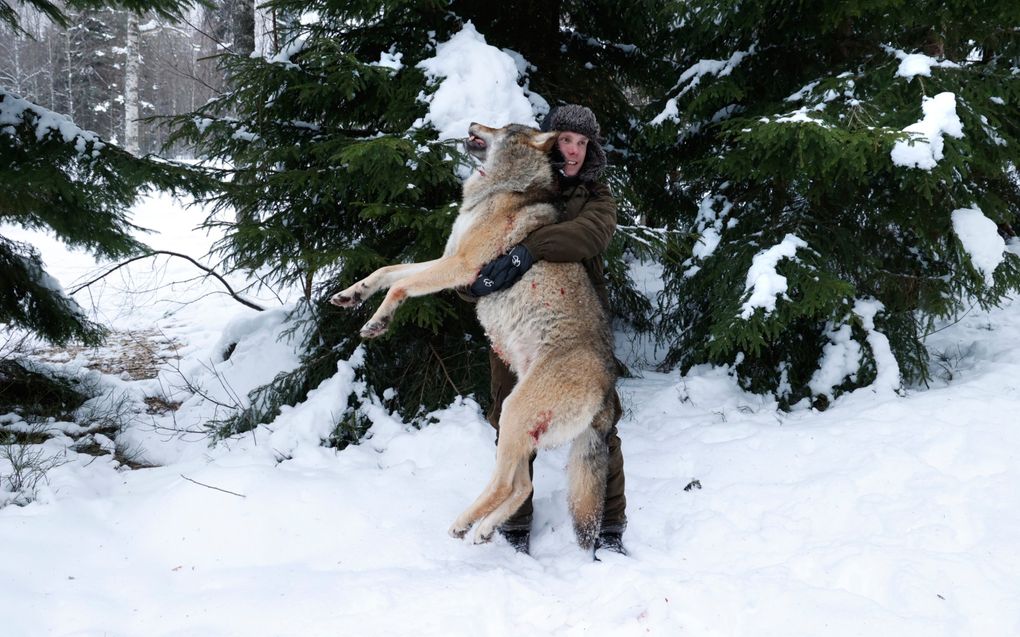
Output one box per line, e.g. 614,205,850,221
2,191,1020,637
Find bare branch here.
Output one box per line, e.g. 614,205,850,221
70,250,266,312
180,473,246,497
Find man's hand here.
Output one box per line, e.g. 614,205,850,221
469,245,535,297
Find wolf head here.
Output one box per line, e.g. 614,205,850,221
464,123,559,193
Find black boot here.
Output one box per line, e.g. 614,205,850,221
594,530,627,559
499,528,531,555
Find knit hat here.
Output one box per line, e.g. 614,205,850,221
540,104,607,182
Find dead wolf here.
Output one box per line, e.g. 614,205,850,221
330,122,618,551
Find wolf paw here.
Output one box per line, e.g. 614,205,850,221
329,290,362,308
359,318,390,339
473,525,496,545
448,522,471,539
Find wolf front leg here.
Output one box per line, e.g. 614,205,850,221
358,256,476,339
330,260,440,309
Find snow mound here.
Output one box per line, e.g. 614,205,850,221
414,22,537,141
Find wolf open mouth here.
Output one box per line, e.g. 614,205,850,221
466,134,488,162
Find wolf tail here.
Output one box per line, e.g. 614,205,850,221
567,396,614,550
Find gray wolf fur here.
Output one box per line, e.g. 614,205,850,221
330,123,618,550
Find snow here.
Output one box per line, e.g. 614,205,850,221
852,298,901,395
3,181,1020,636
785,80,821,102
810,299,902,400
890,92,964,170
685,194,733,277
1,89,106,156
809,322,861,397
883,46,960,79
980,114,1007,146
690,193,732,262
372,49,404,71
414,23,538,141
652,47,755,125
775,105,828,125
951,205,1006,286
783,79,844,118
740,234,808,318
265,37,306,69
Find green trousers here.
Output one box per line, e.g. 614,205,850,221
486,353,627,533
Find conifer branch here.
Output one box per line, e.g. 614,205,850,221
428,342,461,396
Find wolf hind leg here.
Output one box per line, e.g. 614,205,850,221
449,430,535,540
567,398,614,550
473,455,533,544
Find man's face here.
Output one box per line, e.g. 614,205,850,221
557,131,588,177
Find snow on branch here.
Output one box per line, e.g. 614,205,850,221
0,89,105,157
852,299,901,396
652,45,756,126
882,45,960,80
413,22,536,143
890,92,963,170
740,234,807,319
952,206,1006,287
808,299,901,399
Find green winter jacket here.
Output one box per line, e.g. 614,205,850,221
521,179,617,309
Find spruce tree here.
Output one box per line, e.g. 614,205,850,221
165,1,482,440
640,1,1020,406
166,0,673,440
1,0,205,347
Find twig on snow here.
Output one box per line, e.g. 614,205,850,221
179,473,246,498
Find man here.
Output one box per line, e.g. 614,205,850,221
468,104,627,557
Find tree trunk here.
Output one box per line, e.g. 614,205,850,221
234,0,255,57
48,34,57,108
64,29,74,122
124,12,141,155
13,34,23,95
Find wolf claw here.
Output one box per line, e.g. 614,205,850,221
330,291,362,308
359,318,389,339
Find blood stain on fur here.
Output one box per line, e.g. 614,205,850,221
530,410,553,442
492,343,509,364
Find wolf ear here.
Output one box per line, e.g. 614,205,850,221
530,131,559,153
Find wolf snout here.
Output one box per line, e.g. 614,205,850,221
465,134,486,151
466,123,488,152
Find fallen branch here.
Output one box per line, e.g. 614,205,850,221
179,473,247,498
70,250,266,312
